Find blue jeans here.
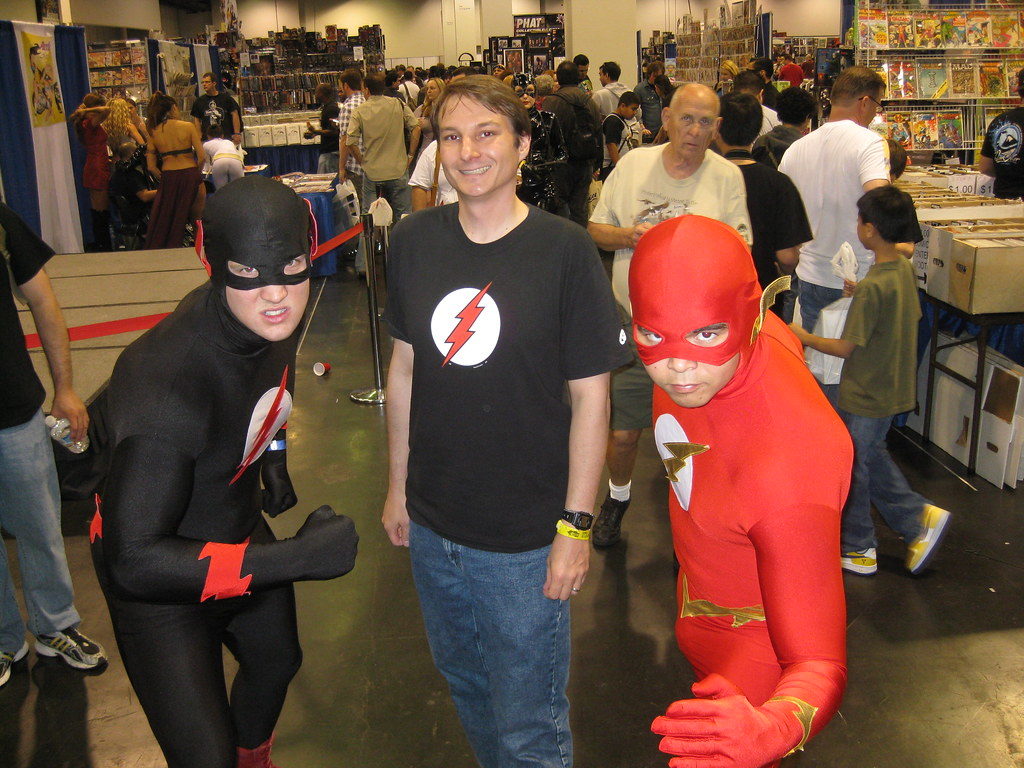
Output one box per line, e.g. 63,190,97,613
317,151,340,174
409,521,572,768
0,410,80,652
799,280,845,406
358,172,410,272
797,280,844,333
839,409,927,552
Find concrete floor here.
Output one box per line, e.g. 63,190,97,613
3,269,1024,768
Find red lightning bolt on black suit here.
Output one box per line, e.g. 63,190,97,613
631,216,852,768
88,178,358,768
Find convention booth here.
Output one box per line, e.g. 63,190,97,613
0,21,90,254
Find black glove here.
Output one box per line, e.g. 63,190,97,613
290,506,358,580
261,449,297,517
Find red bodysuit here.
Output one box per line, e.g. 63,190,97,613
631,216,853,767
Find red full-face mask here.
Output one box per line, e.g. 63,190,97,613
629,215,761,367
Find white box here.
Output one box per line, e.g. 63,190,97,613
271,125,288,147
907,331,1024,486
286,123,302,145
242,127,260,148
257,126,273,147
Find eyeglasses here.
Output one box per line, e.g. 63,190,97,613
678,114,716,130
863,94,884,113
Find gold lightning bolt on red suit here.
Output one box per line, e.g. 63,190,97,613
630,216,853,768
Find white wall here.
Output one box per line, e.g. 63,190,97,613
69,0,162,30
237,0,301,38
159,4,216,38
237,0,445,60
3,0,40,23
636,0,840,40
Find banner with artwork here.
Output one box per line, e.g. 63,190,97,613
159,39,195,113
12,22,81,253
22,27,64,127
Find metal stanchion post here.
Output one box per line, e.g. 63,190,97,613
350,212,387,405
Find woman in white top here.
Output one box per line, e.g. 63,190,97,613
202,123,245,190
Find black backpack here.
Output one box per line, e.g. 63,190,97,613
550,91,601,162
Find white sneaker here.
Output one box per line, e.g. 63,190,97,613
841,548,878,575
906,504,951,575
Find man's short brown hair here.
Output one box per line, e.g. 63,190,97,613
831,65,886,103
340,69,363,92
431,75,531,140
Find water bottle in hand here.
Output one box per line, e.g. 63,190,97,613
44,414,89,454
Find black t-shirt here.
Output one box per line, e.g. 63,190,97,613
319,101,341,154
735,159,813,288
385,204,631,552
190,92,242,140
0,203,54,429
602,114,627,154
982,107,1024,199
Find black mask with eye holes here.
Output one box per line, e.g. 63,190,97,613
198,176,315,290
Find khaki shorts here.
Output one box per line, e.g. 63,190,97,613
610,316,653,431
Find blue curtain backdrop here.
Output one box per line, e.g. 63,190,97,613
54,24,91,246
0,21,41,231
0,24,89,242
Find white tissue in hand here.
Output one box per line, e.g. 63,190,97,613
831,241,859,282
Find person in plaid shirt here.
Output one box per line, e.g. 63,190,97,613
338,69,366,193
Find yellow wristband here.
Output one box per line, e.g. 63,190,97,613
556,519,591,541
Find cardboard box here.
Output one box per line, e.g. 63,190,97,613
917,201,1024,221
242,127,260,148
925,225,1024,302
948,237,1024,314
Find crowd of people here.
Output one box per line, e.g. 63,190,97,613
5,50,983,768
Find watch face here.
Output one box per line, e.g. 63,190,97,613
562,510,594,530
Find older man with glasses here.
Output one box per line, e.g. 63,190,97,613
587,83,751,552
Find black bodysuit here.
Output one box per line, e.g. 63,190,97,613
90,283,354,768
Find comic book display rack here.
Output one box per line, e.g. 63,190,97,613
855,1,1024,153
674,1,758,87
239,25,384,113
485,14,565,76
86,40,150,104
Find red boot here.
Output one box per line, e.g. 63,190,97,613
236,733,283,768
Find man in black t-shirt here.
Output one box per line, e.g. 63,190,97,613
717,93,812,318
0,202,107,688
191,72,242,142
382,76,629,768
305,83,341,174
980,67,1024,199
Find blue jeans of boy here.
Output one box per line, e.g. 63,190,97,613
409,520,572,768
797,280,844,333
839,409,927,552
0,410,80,652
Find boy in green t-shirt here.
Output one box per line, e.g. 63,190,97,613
791,186,951,577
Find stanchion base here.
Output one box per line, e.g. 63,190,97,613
350,387,386,405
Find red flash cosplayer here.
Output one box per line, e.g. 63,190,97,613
631,216,852,768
